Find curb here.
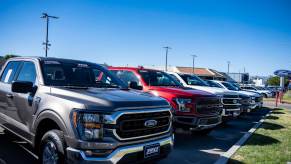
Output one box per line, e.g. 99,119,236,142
214,111,272,164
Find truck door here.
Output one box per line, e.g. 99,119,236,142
12,61,37,131
0,61,21,125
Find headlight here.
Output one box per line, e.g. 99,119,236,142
72,111,103,141
174,98,192,112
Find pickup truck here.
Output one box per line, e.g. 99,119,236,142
167,72,241,119
240,85,272,98
207,80,263,110
109,67,223,134
0,57,173,164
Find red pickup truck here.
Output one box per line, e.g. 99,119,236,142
109,67,223,134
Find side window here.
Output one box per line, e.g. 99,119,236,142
16,62,37,83
169,74,182,84
0,61,21,83
111,70,140,86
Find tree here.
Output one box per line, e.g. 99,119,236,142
267,76,288,86
3,54,18,60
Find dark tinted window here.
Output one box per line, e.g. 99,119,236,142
139,70,181,86
0,61,21,83
222,82,239,91
169,74,183,84
111,70,140,86
180,74,208,86
207,81,223,88
16,62,37,83
41,61,125,88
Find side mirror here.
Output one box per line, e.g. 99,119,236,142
12,81,34,93
129,81,143,90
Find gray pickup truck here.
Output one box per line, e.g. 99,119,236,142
0,57,173,164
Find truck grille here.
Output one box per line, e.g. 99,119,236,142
196,97,222,115
222,95,241,109
115,111,171,140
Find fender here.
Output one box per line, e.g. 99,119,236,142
32,109,69,144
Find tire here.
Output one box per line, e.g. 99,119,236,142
191,128,214,136
263,93,268,98
39,130,66,164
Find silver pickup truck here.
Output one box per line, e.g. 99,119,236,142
0,57,173,164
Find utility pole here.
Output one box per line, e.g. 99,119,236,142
163,46,171,71
227,61,230,74
191,55,197,74
41,13,59,57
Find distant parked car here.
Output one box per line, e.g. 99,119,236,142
240,85,272,98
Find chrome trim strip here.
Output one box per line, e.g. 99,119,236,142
224,108,241,112
103,108,171,124
103,108,172,141
67,135,174,163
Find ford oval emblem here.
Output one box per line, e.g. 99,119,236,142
144,120,158,128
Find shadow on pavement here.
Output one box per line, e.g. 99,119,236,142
0,129,37,164
244,133,280,146
265,115,279,120
273,108,284,111
272,111,285,114
260,122,284,130
228,158,246,164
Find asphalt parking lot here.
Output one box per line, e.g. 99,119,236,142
0,108,270,164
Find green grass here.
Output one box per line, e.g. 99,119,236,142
229,108,291,164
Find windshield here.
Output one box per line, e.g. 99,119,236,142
207,81,223,88
41,60,126,88
138,70,182,86
180,74,209,86
222,82,239,91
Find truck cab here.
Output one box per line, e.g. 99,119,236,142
109,67,223,134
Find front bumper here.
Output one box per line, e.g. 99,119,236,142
240,104,252,113
66,135,174,164
174,115,222,130
221,108,241,117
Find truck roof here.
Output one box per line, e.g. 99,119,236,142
109,66,162,72
8,56,102,66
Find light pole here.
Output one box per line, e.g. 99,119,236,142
41,13,59,57
227,61,230,74
191,55,197,74
163,46,171,71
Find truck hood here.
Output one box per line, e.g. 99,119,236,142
237,90,260,97
148,86,215,97
50,87,169,111
185,85,234,96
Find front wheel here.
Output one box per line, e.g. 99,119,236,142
39,130,66,164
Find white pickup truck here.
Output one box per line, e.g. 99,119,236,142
207,80,263,110
167,72,241,118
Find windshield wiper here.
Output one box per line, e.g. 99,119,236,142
93,82,121,88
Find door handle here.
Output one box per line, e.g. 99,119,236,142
6,93,14,99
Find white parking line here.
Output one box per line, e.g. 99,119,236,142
214,111,272,164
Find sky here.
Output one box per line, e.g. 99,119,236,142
0,0,290,76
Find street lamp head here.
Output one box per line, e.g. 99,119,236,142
163,46,171,49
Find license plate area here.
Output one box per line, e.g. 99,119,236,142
144,143,160,158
